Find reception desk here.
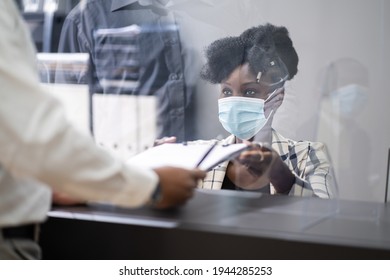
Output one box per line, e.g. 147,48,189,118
39,189,390,259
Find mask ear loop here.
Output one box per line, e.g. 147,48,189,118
264,86,285,119
265,86,284,103
266,109,275,120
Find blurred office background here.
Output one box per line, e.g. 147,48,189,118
18,0,390,203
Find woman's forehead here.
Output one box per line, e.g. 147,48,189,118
222,64,256,83
222,64,287,90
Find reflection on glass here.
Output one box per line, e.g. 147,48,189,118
317,58,370,200
57,1,196,142
36,53,91,135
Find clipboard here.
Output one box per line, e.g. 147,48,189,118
126,142,249,171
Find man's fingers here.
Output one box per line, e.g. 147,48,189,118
191,168,207,179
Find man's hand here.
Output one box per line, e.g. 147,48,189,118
152,167,206,209
52,191,86,206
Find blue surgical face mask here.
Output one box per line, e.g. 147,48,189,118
330,84,368,118
218,94,275,140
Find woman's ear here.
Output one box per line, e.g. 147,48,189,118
264,87,285,117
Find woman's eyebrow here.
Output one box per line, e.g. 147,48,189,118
241,81,260,86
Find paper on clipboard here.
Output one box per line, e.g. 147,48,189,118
126,143,248,171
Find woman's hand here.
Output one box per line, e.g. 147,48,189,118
227,143,274,190
153,136,177,146
228,142,295,193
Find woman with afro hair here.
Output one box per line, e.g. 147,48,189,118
195,23,335,198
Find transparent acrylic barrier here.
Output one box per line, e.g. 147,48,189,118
33,1,389,238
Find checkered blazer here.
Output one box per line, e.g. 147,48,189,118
194,131,335,199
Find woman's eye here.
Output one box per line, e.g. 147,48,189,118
222,88,232,96
244,89,256,96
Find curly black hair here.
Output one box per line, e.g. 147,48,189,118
200,23,299,84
